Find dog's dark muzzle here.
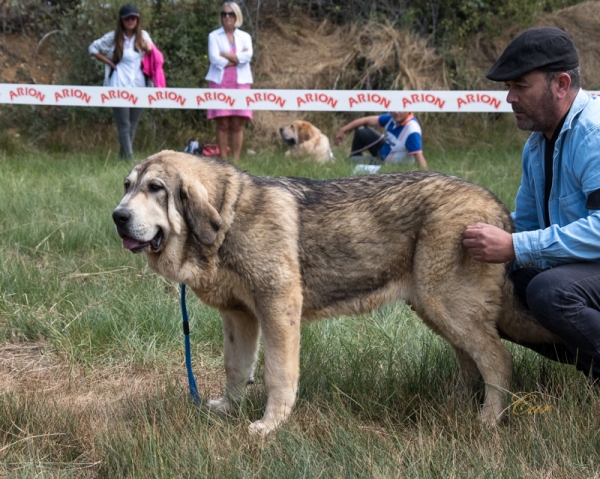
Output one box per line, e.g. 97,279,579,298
279,128,296,146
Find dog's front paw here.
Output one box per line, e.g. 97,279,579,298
248,419,278,437
207,397,232,414
284,150,291,157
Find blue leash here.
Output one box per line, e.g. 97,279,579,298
180,283,201,404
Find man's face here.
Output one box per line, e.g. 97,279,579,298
505,70,558,135
391,111,410,124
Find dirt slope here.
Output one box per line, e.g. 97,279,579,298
0,32,57,84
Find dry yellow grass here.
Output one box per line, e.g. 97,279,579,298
250,16,448,143
0,341,224,415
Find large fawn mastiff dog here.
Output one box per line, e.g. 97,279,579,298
112,150,560,435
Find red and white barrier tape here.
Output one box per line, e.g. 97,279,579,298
2,84,600,112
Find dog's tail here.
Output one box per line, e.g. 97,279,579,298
497,264,562,344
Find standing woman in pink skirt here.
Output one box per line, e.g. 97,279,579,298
205,2,253,163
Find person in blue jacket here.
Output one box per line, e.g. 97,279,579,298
463,27,600,381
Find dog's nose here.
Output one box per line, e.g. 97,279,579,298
112,208,131,227
279,127,284,133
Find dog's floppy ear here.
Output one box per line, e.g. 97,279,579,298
166,184,182,236
180,182,222,246
297,122,313,143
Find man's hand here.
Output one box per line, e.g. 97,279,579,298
463,222,516,263
334,129,345,146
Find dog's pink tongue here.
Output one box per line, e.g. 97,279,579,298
123,236,142,250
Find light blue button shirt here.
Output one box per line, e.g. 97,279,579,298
512,90,600,269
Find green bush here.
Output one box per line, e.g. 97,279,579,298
430,0,582,46
0,1,224,152
54,0,220,89
50,0,221,147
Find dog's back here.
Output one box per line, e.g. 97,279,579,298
257,172,507,315
251,171,558,345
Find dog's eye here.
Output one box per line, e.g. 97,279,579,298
123,179,130,191
149,183,164,192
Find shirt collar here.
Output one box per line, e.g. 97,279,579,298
563,89,589,132
217,26,238,35
548,112,567,144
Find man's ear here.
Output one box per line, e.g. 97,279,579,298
180,182,222,246
555,72,572,99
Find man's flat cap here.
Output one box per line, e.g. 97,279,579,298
486,27,579,82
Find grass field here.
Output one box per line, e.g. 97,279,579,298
1,138,600,478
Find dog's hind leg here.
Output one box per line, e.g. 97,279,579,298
249,295,302,436
208,310,260,414
412,234,513,423
416,296,512,424
452,345,481,393
455,331,512,424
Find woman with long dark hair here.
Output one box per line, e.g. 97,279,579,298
89,4,152,160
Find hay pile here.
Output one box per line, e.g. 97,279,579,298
255,16,447,90
465,1,600,90
250,16,448,142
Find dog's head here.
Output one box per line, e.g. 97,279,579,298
112,151,223,256
279,120,316,147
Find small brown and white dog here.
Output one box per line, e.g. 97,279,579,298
280,120,334,163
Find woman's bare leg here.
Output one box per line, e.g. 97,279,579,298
215,117,230,161
230,116,246,163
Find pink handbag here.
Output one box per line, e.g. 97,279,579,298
202,144,230,157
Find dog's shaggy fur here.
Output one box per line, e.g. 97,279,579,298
113,151,561,435
279,120,333,163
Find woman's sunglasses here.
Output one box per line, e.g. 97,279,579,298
220,11,236,18
122,15,138,22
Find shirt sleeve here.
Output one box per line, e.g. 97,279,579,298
512,130,600,268
235,31,253,65
513,211,600,267
511,142,540,235
405,132,422,153
207,31,229,70
142,30,153,46
89,31,115,55
378,114,391,127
